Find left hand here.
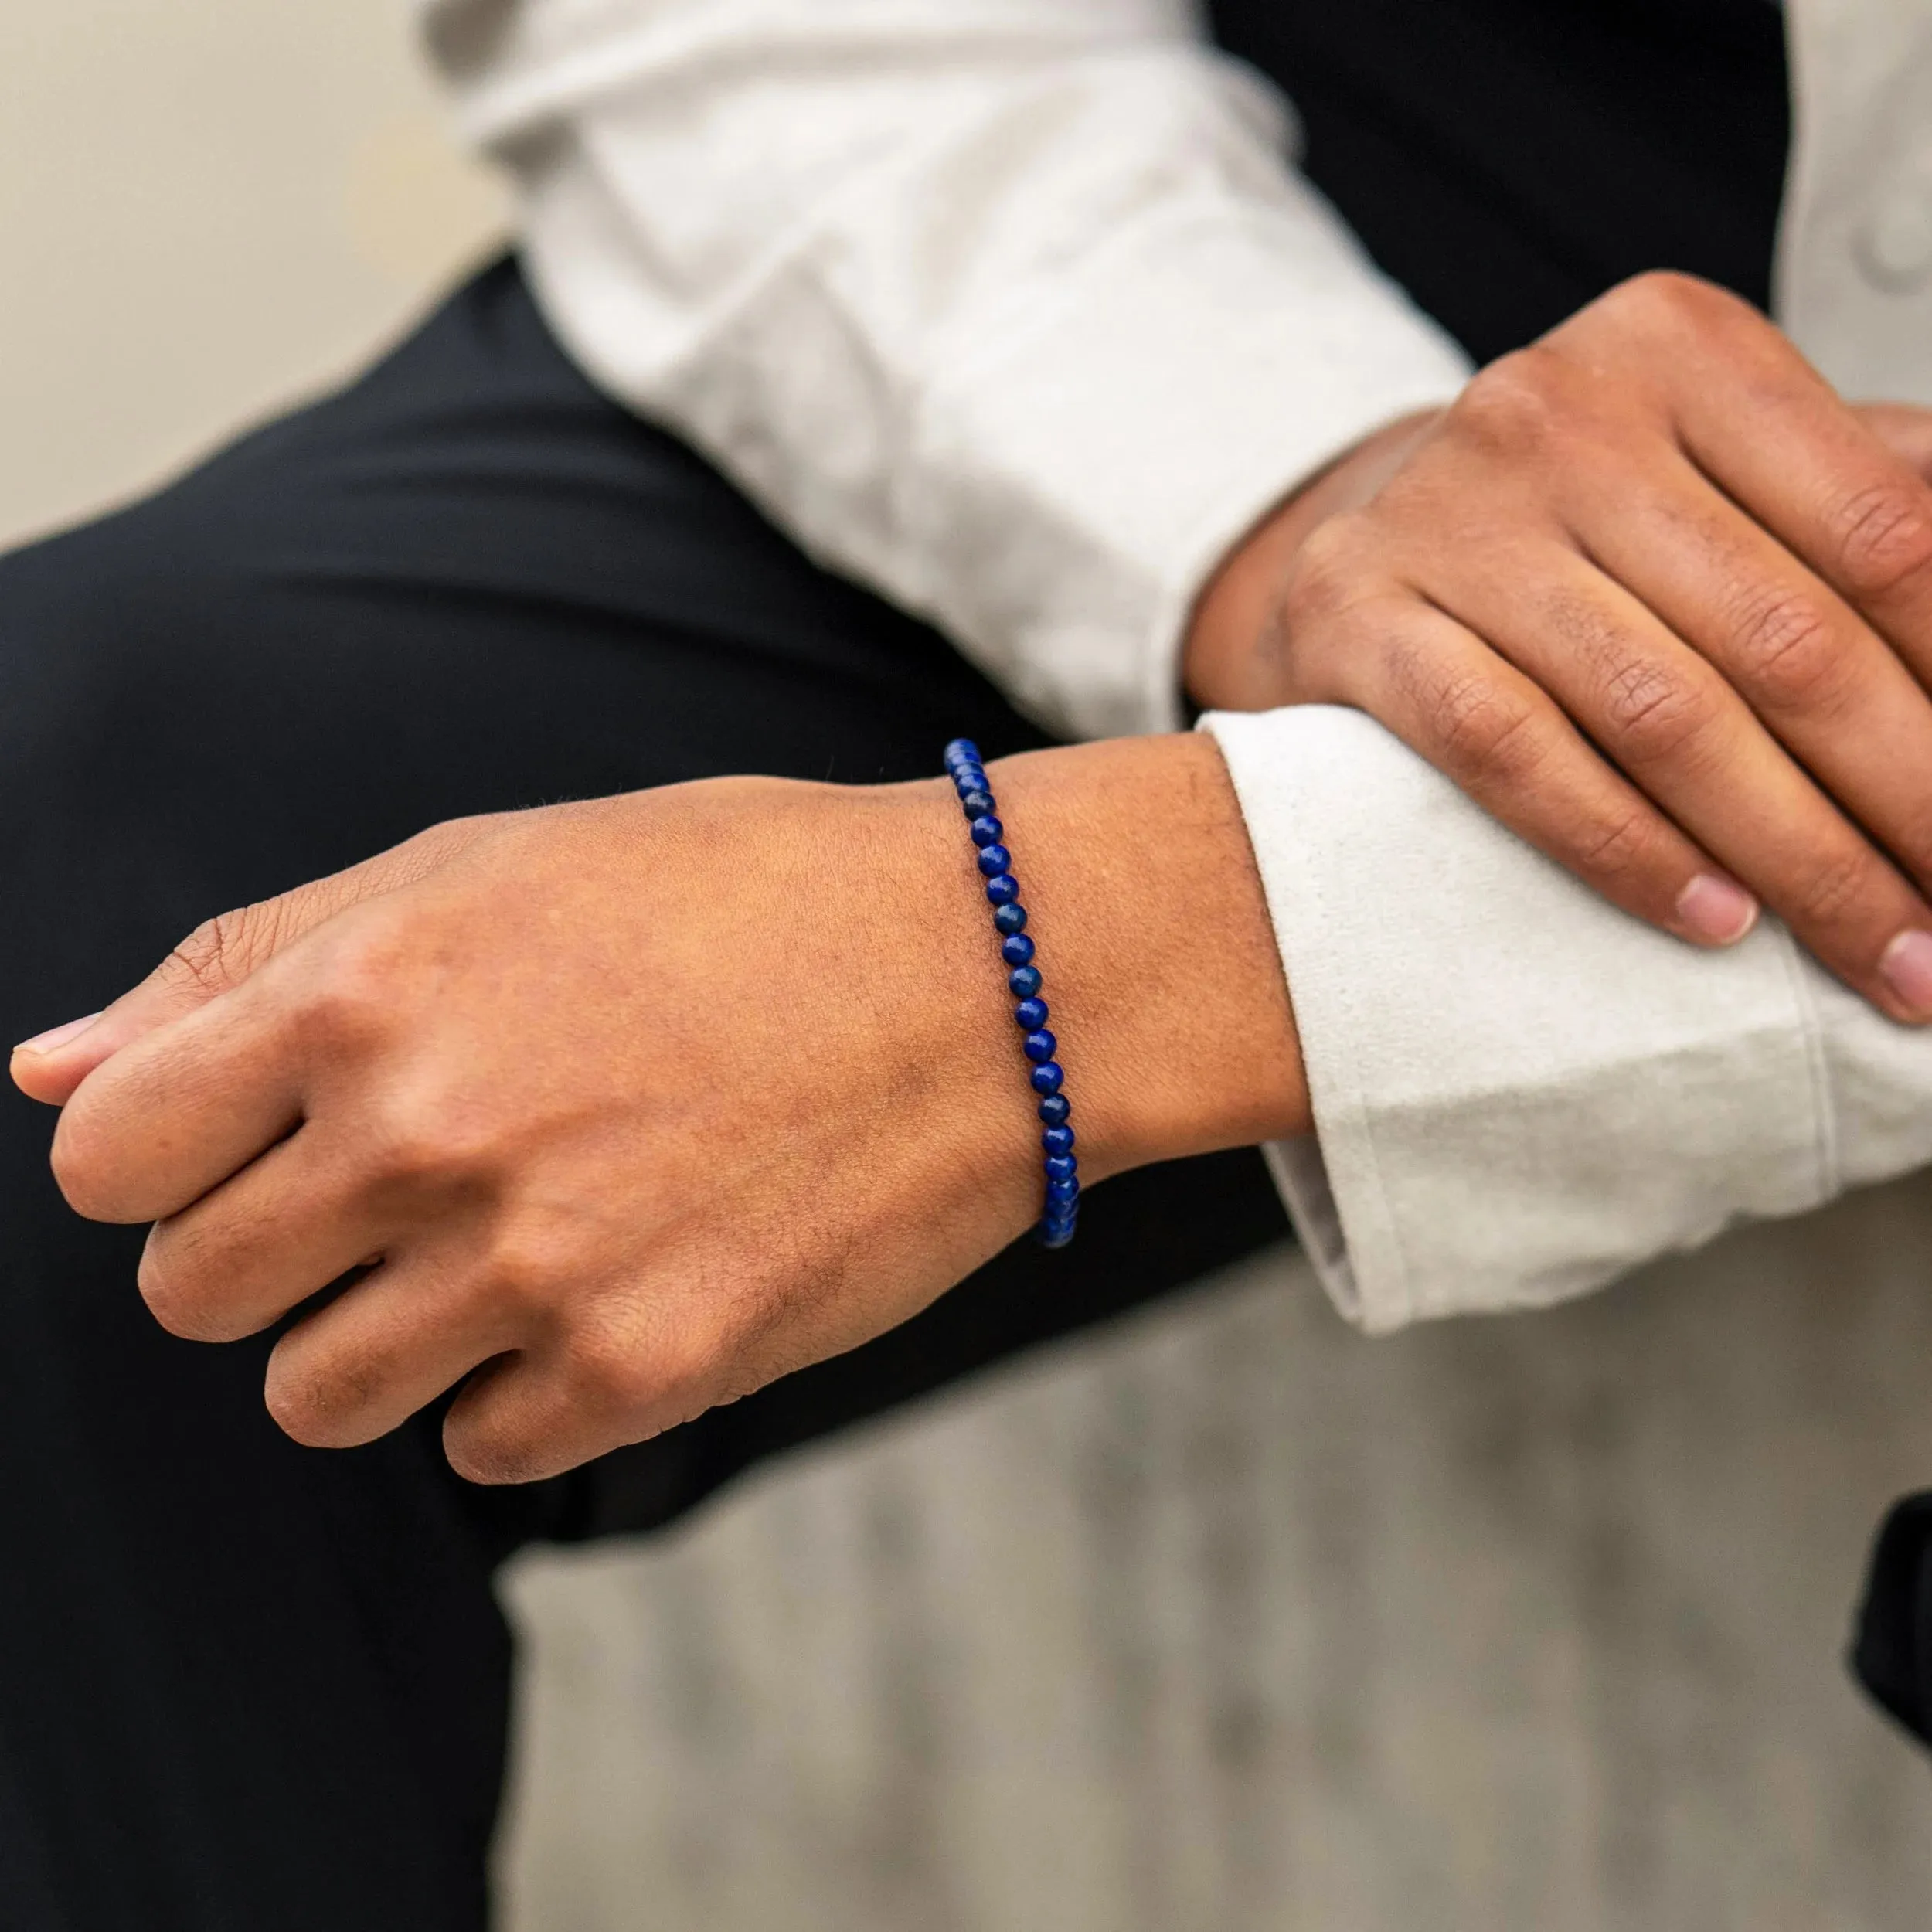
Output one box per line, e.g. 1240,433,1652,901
12,740,1303,1481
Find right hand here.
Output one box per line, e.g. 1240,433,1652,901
1186,270,1932,1022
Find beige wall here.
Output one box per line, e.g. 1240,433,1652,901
0,0,505,551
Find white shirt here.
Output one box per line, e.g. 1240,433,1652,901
420,0,1932,1332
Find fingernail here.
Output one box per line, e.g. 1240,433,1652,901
1675,874,1759,946
12,1012,102,1057
1880,931,1932,1019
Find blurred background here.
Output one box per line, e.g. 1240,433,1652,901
5,5,1932,1927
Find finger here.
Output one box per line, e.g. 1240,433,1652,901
264,1258,526,1451
12,815,495,1107
50,965,307,1223
440,1295,721,1485
1855,403,1932,482
1429,540,1932,1019
138,1127,393,1342
1667,333,1932,677
1326,595,1760,945
1579,451,1932,903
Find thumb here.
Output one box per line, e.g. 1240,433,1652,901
11,814,498,1107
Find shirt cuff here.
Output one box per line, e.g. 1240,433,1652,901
1199,706,1932,1333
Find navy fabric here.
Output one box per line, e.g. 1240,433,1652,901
1209,0,1791,361
0,260,1286,1928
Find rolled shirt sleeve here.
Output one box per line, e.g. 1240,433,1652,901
1205,706,1932,1332
422,0,1471,738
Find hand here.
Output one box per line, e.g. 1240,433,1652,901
1186,270,1932,1022
12,738,1302,1481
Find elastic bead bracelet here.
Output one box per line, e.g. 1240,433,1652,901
943,738,1079,1248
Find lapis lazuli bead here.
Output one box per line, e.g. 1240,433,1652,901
947,739,1075,1247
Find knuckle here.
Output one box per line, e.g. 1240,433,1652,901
1597,658,1719,767
445,1423,549,1488
1572,807,1658,883
264,1345,383,1449
1450,348,1571,454
161,903,281,1000
1278,515,1372,632
478,1222,573,1320
1417,672,1546,788
137,1224,264,1342
1602,269,1736,342
297,959,396,1060
134,1240,206,1339
1821,482,1932,599
362,1097,487,1195
1790,843,1881,928
48,1104,144,1223
47,1115,110,1219
566,1307,716,1423
1720,586,1845,708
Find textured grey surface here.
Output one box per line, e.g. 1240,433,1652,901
498,1175,1932,1931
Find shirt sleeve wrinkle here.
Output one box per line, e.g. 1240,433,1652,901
428,0,1470,738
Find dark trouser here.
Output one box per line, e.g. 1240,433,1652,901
0,260,1287,1930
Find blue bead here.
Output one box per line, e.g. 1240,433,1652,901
943,738,981,769
1001,933,1035,967
1008,965,1042,999
958,788,995,818
993,903,1028,936
985,873,1020,906
1029,1060,1063,1095
968,815,1004,849
1013,996,1049,1030
1042,1124,1074,1157
1022,1029,1056,1063
1036,1093,1070,1125
1044,1153,1077,1184
1038,1221,1077,1250
1045,1176,1080,1205
975,844,1012,877
951,764,986,792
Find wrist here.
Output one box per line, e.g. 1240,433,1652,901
954,734,1308,1184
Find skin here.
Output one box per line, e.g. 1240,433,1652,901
1189,271,1932,1022
12,736,1304,1483
21,268,1932,1478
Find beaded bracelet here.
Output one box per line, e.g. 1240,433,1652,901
943,738,1079,1248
